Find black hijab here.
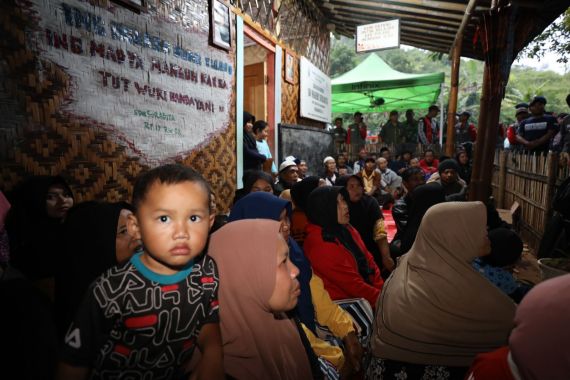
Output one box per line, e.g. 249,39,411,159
291,176,320,212
6,175,74,280
306,186,374,283
400,183,446,255
56,201,134,336
336,175,383,259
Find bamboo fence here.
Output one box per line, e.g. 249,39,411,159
491,149,567,252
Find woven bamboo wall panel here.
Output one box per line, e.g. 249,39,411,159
0,0,237,212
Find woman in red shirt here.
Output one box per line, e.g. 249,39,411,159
303,186,383,309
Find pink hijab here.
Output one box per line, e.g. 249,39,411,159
208,219,312,380
509,274,570,380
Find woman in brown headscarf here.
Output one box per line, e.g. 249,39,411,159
208,219,315,380
367,202,516,380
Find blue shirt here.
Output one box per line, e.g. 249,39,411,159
256,139,277,173
472,258,517,295
517,115,558,152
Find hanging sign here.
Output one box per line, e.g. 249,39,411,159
356,19,400,53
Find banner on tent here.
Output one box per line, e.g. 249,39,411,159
299,57,331,123
356,19,400,53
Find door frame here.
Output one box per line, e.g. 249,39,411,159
236,17,282,188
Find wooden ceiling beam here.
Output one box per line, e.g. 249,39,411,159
333,11,462,32
327,4,462,26
329,0,465,20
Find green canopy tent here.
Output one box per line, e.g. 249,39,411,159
332,54,445,114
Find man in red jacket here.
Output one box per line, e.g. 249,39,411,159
418,105,440,145
418,149,439,178
454,111,477,146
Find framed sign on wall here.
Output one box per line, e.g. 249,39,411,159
211,0,232,50
285,51,295,84
111,0,145,13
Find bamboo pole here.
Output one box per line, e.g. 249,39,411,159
445,43,462,156
544,151,558,228
497,149,507,208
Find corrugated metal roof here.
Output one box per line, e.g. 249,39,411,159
316,0,570,60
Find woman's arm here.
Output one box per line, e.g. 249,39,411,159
191,323,225,380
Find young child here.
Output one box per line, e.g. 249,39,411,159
57,164,223,380
472,227,531,303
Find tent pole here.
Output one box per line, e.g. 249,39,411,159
439,83,444,147
445,42,462,156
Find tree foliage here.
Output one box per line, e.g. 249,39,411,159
520,10,570,65
329,36,570,129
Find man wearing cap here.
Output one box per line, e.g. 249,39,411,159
454,111,477,146
380,110,405,146
516,96,558,153
321,156,338,186
418,105,440,145
274,160,299,196
427,158,467,201
346,112,368,159
505,107,529,150
375,157,402,209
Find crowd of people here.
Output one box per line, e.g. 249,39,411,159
328,94,570,158
0,106,567,380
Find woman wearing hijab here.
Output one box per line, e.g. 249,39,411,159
208,219,316,380
290,176,321,246
456,150,472,184
398,183,446,256
304,186,383,309
368,202,516,380
55,201,141,337
336,175,394,274
229,193,315,331
6,176,74,296
229,192,363,374
466,274,570,380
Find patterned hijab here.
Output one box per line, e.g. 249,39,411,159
372,202,516,367
208,220,312,380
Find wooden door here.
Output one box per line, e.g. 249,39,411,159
244,63,266,122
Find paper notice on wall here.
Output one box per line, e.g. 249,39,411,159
299,57,331,124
